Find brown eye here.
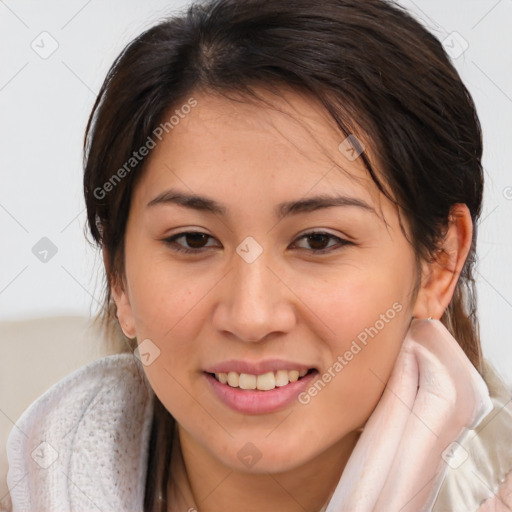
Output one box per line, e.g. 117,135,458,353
305,233,331,251
162,231,219,254
182,232,210,248
292,231,352,253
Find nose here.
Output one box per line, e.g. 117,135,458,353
212,247,296,343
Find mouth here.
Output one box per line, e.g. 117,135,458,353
207,368,316,390
203,368,319,414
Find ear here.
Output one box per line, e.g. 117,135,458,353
412,204,473,320
103,248,136,339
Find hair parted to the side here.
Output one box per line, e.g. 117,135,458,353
83,0,484,509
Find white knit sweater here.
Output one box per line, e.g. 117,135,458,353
3,353,512,511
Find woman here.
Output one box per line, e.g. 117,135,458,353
5,0,512,510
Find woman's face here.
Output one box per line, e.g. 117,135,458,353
115,87,419,473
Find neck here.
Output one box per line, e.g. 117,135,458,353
168,424,361,512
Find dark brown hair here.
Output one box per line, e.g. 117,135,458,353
83,0,484,509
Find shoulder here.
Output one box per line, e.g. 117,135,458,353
5,353,154,512
434,359,512,512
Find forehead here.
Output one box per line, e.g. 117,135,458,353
134,87,386,216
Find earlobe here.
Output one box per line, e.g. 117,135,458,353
112,279,137,339
103,248,137,339
412,204,473,320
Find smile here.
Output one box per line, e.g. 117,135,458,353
204,369,319,414
212,369,311,390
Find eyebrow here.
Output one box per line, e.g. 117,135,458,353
146,188,375,219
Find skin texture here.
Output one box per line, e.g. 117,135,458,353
111,87,473,511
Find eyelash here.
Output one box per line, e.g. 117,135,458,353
162,230,352,255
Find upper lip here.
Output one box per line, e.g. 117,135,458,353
204,359,316,375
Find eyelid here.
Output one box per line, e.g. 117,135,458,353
161,231,219,253
161,229,353,255
290,231,352,252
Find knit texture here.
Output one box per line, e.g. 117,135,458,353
4,354,154,512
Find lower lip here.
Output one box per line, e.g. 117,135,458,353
204,370,319,414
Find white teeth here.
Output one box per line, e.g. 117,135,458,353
288,370,299,382
239,373,257,390
275,370,289,387
257,371,275,391
227,371,239,387
214,369,310,390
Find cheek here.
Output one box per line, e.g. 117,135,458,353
307,311,407,426
288,265,410,421
291,260,409,350
125,246,214,340
122,245,218,401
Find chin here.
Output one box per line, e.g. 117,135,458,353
214,441,315,474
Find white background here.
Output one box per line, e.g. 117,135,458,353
1,0,511,381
